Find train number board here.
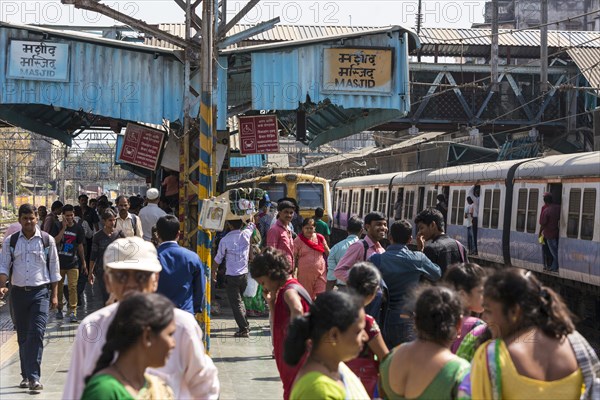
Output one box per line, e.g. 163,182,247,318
238,115,280,155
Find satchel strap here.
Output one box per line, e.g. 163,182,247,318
568,331,600,399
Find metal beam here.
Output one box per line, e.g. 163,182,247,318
61,0,193,50
476,73,505,119
506,73,535,121
535,75,566,121
217,17,280,48
412,72,445,121
409,62,572,75
218,0,259,38
174,0,202,31
444,72,474,120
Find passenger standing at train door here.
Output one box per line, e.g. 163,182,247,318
415,208,468,275
468,186,480,255
464,196,477,255
539,193,560,272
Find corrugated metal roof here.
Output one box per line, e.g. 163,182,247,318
0,21,177,55
0,23,199,145
229,154,266,168
567,47,600,90
305,146,378,168
418,27,600,57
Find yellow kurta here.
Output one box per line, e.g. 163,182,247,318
470,339,584,399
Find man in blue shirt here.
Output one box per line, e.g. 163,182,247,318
0,204,61,391
155,215,205,315
369,219,442,348
326,216,363,291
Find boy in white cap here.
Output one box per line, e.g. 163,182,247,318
138,188,167,241
62,237,219,399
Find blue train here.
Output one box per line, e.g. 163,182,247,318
331,152,600,290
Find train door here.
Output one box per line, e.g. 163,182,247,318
374,189,380,213
417,186,426,214
396,188,404,220
348,190,354,221
548,183,562,205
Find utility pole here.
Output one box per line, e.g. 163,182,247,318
540,0,549,93
491,0,499,92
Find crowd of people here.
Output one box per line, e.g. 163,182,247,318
0,188,597,399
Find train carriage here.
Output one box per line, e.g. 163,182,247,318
330,151,600,290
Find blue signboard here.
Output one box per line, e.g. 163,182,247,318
7,40,70,82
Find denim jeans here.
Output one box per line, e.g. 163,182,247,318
546,238,559,271
467,227,475,253
383,317,415,349
11,285,49,381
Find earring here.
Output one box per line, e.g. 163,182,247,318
331,342,336,347
146,341,152,347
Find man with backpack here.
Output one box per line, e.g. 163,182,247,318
114,195,142,238
369,220,442,348
42,200,63,236
54,204,86,322
333,211,387,283
0,204,61,392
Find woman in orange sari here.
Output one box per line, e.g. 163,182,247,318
293,218,330,300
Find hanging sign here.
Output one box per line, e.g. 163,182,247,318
118,123,165,171
238,115,280,155
7,40,70,82
323,47,393,94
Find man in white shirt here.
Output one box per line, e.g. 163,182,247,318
139,188,167,241
0,204,61,391
62,237,220,399
115,195,143,238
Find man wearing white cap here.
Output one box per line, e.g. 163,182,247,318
139,188,167,241
62,237,220,399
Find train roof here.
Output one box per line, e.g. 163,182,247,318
231,173,327,186
335,170,434,188
515,152,600,179
422,159,533,184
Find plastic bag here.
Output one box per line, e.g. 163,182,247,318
244,276,259,298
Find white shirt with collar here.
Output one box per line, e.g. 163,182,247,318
115,212,143,238
0,227,61,287
138,203,167,241
62,303,220,400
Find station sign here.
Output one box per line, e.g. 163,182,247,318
7,40,70,82
238,115,280,155
118,123,166,171
323,47,393,94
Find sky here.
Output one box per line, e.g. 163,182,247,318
1,0,488,30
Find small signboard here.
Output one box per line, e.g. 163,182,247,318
118,124,166,171
238,115,280,155
323,47,393,94
7,40,70,82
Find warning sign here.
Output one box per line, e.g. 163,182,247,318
238,115,279,155
118,123,165,171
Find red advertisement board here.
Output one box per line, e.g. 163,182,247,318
118,123,165,171
239,115,280,155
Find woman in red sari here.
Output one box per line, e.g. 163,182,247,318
293,218,330,300
249,248,312,400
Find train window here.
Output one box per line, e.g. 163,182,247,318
341,192,349,214
364,191,373,214
516,189,527,232
567,189,581,238
390,191,396,218
258,183,286,202
482,189,500,228
426,190,438,208
581,189,596,240
336,190,342,213
526,190,539,233
379,192,388,214
351,191,360,215
451,190,466,226
404,191,415,220
296,183,324,209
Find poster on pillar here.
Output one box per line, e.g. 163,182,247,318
238,115,280,155
322,47,393,94
118,123,166,171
